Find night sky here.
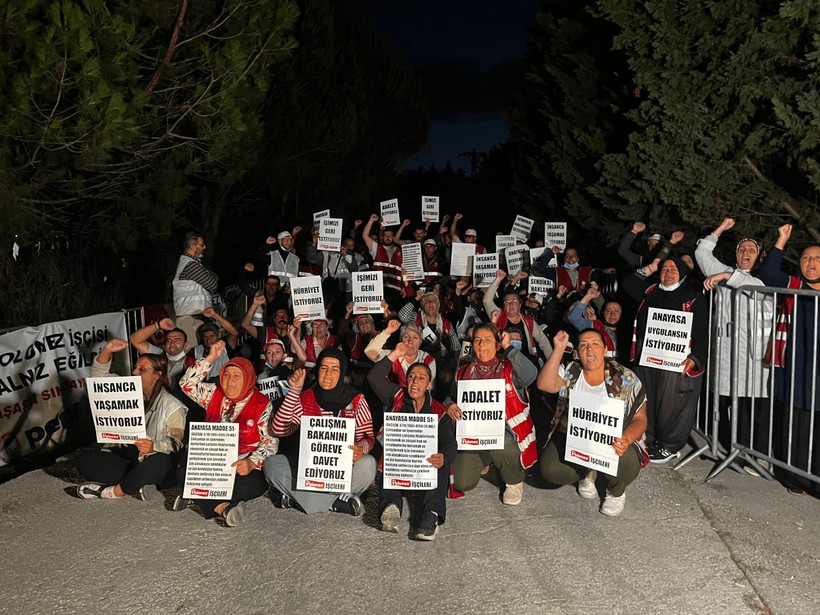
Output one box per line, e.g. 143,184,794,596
353,0,543,172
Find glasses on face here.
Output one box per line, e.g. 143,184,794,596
504,299,520,305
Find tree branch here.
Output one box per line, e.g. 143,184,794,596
145,0,189,96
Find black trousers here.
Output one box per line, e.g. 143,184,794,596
75,446,175,494
379,465,449,524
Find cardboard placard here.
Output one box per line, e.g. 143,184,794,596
382,413,438,490
455,379,506,450
183,422,239,500
290,275,325,321
565,391,623,477
87,376,146,444
297,416,355,492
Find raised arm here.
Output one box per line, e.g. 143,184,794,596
130,318,176,354
537,331,569,393
240,294,265,338
362,213,379,254
202,307,238,349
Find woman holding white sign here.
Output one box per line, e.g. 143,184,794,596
623,257,708,464
445,323,538,506
368,357,457,540
265,348,377,516
537,329,647,516
76,339,186,500
176,342,276,527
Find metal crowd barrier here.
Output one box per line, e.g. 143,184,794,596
676,283,819,488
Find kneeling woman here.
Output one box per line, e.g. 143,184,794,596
368,350,457,540
537,329,647,516
177,341,277,526
446,323,538,506
264,348,377,516
77,339,186,500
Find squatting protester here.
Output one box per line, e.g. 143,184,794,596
175,341,277,527
445,323,538,506
76,339,187,500
536,329,648,516
368,352,457,540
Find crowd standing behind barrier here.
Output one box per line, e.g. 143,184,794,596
4,208,818,531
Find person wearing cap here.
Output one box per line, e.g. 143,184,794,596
618,221,684,269
176,341,277,526
172,232,219,344
339,302,380,374
449,213,487,254
183,307,239,381
622,256,709,463
398,291,460,357
422,238,448,283
260,227,302,284
695,218,772,459
257,339,292,381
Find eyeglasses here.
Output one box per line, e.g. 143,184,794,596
503,299,520,305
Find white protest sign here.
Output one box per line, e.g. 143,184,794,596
544,222,567,251
455,379,506,450
639,308,693,373
529,246,548,264
297,416,355,492
473,252,499,288
318,217,343,252
450,242,476,277
401,243,425,281
511,215,534,241
421,195,440,223
290,275,325,321
87,376,146,444
565,391,623,477
352,271,384,314
183,422,239,500
313,209,330,222
528,276,554,296
382,413,438,490
380,198,401,227
504,244,530,275
256,375,287,401
495,234,516,253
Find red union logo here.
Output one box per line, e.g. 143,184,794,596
461,437,479,446
191,488,209,497
101,433,120,440
647,356,663,365
391,479,411,488
570,450,590,463
304,480,324,489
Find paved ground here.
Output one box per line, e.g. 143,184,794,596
2,447,819,615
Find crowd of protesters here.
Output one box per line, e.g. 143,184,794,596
72,207,820,538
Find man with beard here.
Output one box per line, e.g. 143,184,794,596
240,298,300,366
237,269,290,327
449,213,487,254
130,318,190,386
172,233,218,344
260,227,302,286
362,213,404,297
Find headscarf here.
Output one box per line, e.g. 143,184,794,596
220,357,256,401
658,257,688,292
311,347,360,414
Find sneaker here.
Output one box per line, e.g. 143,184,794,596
600,492,626,517
173,495,192,512
648,446,680,464
138,485,159,501
380,503,401,533
77,483,106,499
331,494,363,517
223,502,247,527
502,482,524,506
415,511,439,541
271,492,295,509
577,470,598,499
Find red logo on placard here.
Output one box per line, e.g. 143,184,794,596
191,488,209,497
647,356,663,365
570,450,590,463
101,433,120,441
391,479,411,488
304,480,324,489
461,437,479,446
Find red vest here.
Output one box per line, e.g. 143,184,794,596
390,389,446,419
303,333,340,366
414,312,453,336
299,388,361,420
423,254,446,283
556,265,592,293
373,244,404,293
456,359,537,469
205,388,270,457
495,312,538,356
